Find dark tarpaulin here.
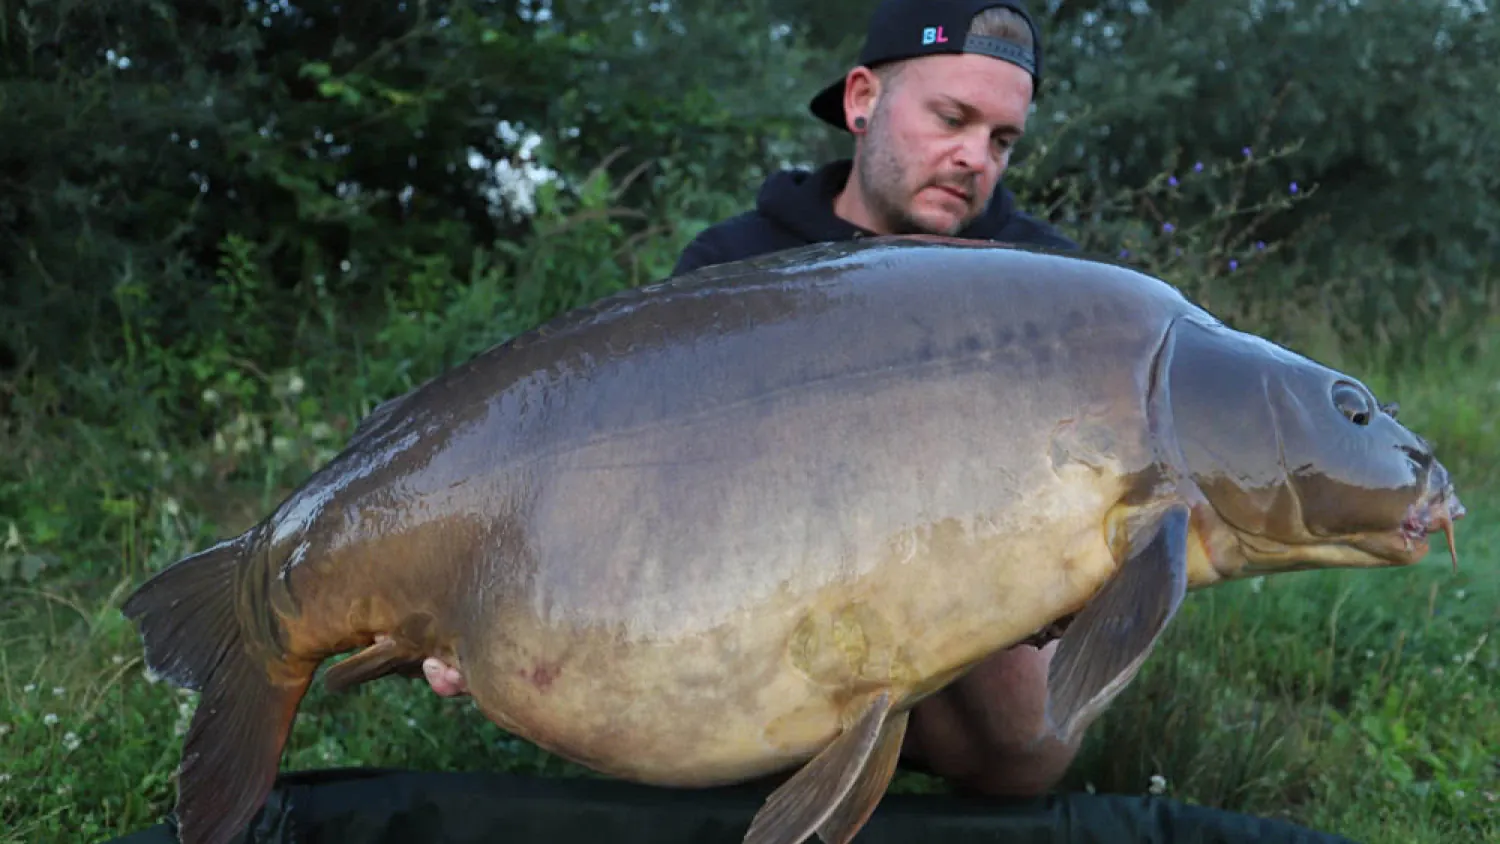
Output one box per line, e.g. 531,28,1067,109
106,767,1364,844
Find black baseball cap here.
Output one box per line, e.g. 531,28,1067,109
808,0,1044,132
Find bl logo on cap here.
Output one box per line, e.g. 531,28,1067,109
921,26,949,45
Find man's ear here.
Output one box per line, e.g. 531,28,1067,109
842,66,881,133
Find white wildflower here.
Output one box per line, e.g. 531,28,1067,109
51,686,64,697
22,683,35,694
42,713,58,727
62,732,80,751
287,373,306,396
163,497,181,518
1454,632,1488,671
1148,774,1168,795
112,654,125,665
0,773,10,784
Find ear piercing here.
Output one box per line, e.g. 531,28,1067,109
853,116,867,130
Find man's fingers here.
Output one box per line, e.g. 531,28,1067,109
422,658,469,697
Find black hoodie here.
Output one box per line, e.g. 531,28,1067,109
671,159,1078,276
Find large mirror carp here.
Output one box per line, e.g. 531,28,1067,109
122,236,1465,844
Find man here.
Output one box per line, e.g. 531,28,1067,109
419,0,1085,801
671,0,1087,799
672,0,1077,279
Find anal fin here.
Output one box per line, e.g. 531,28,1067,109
1044,502,1191,744
743,689,897,844
322,635,426,694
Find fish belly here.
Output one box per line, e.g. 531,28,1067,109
451,371,1131,786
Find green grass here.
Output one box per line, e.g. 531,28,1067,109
1061,507,1499,840
2,287,1496,844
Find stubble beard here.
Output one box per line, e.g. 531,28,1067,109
855,117,978,237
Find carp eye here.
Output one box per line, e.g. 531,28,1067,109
1332,382,1373,426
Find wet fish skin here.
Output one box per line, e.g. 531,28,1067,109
121,235,1463,844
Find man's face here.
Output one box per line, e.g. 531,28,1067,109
851,53,1032,236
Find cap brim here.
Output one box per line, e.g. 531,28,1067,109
808,78,849,132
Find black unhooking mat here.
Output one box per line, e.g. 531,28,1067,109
105,766,1363,844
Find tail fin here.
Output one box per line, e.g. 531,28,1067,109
122,532,314,844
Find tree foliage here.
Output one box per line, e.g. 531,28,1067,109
2,0,1495,392
1005,0,1499,359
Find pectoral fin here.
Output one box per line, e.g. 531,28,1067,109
743,689,901,844
815,707,909,844
1044,502,1191,744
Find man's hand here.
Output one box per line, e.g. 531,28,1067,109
422,657,469,697
900,640,1084,798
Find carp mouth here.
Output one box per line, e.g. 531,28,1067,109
1396,485,1466,572
1346,481,1467,572
1230,480,1467,575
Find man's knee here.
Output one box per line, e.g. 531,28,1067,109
901,641,1086,797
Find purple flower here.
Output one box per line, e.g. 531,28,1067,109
1168,175,1179,187
1119,249,1130,258
1242,147,1251,157
1255,241,1265,250
1228,259,1239,271
1162,222,1175,233
1289,181,1299,194
1194,161,1204,172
